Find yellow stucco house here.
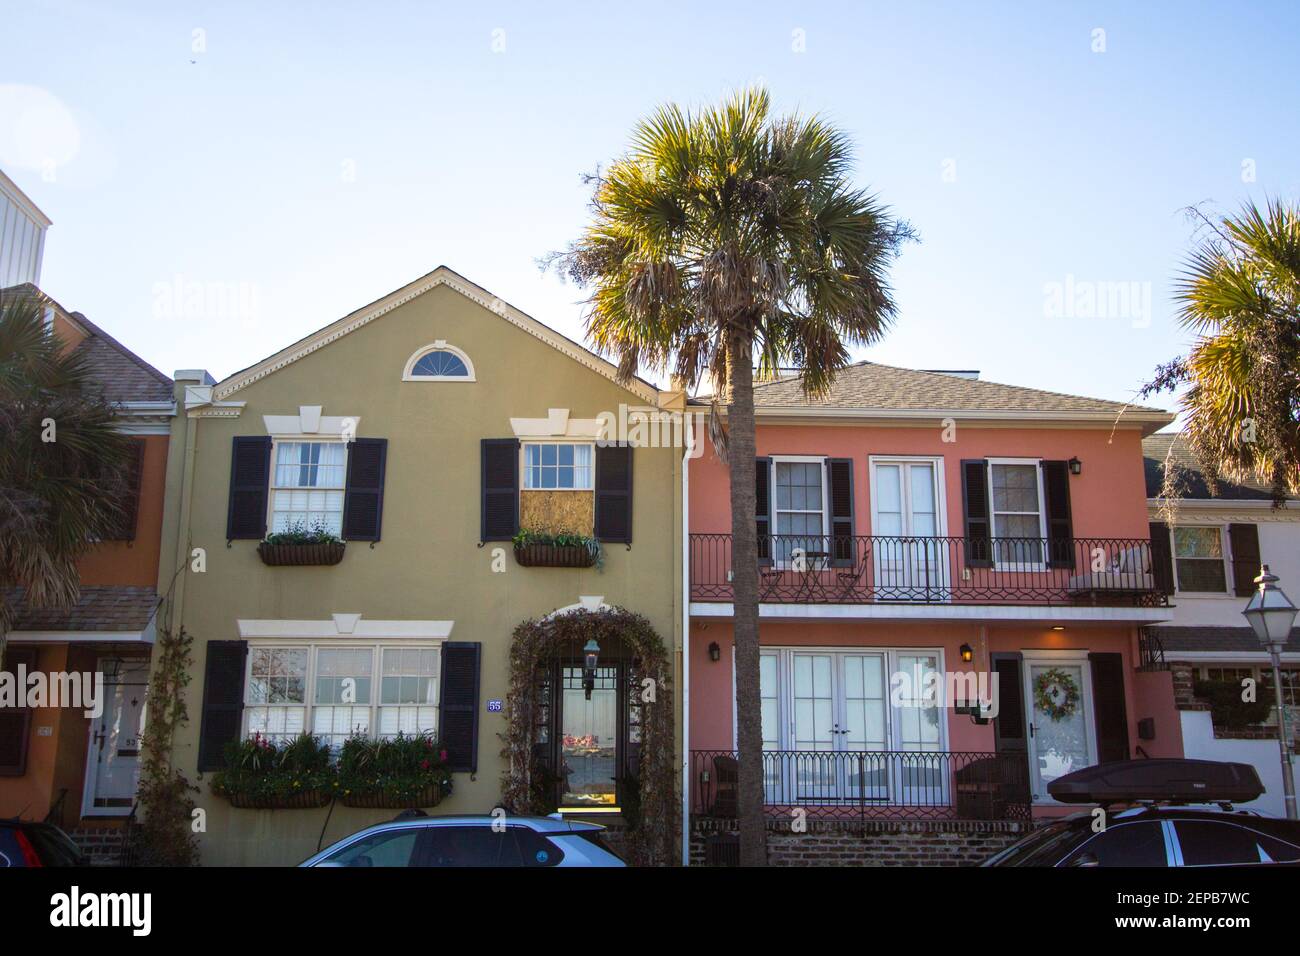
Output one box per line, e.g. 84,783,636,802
159,267,688,865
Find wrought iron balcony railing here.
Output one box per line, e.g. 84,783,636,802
691,749,1032,822
689,533,1167,606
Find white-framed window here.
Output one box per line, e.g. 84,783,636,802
270,440,347,535
1172,526,1229,593
244,643,440,748
987,458,1047,568
522,442,593,490
402,342,476,382
772,456,828,565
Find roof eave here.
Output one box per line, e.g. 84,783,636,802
213,266,660,405
743,405,1173,434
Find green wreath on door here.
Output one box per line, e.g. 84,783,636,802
1033,667,1081,722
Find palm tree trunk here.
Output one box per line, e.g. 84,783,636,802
727,329,767,866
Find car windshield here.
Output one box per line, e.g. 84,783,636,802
983,821,1084,867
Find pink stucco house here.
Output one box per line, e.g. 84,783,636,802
684,363,1182,864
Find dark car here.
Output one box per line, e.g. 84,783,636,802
0,820,87,867
982,805,1300,867
983,758,1300,867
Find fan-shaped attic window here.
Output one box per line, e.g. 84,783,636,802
402,342,476,382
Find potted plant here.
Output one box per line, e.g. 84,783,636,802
512,529,601,569
210,733,335,809
257,520,346,566
337,733,453,809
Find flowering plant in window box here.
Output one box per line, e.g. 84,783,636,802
257,521,346,566
512,529,601,569
210,733,335,809
337,733,453,809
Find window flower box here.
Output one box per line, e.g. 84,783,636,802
257,522,346,566
211,734,336,810
337,733,453,810
224,790,333,810
512,530,601,569
257,540,346,566
340,784,446,810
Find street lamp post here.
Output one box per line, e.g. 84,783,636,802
1241,565,1298,820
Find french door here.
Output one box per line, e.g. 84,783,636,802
870,458,948,600
760,649,946,807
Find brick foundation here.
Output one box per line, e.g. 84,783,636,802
67,826,134,866
689,817,1031,867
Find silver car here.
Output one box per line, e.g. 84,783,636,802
300,812,626,868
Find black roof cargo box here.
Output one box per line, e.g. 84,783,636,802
1047,759,1264,805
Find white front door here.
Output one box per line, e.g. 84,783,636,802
871,459,947,599
1023,657,1096,802
82,658,149,816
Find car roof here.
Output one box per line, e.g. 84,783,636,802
350,813,604,833
1048,804,1296,828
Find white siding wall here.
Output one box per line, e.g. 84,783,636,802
1154,508,1300,628
0,174,49,288
1180,710,1298,818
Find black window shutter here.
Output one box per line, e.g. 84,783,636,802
1089,652,1131,763
480,439,519,541
1228,523,1261,597
961,459,992,568
440,642,481,773
595,444,633,544
1148,521,1175,595
226,436,272,540
827,458,855,567
342,438,388,541
0,648,37,775
104,439,145,541
1042,460,1075,570
755,456,772,567
197,641,248,772
990,652,1025,754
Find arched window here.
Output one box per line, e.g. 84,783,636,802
402,342,475,381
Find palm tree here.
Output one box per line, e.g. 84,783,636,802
553,89,911,865
0,290,136,667
1143,199,1300,502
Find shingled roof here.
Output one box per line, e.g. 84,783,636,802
3,586,160,632
1,283,173,404
1152,625,1300,655
1142,433,1279,501
747,360,1168,418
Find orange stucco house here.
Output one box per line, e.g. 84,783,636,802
0,283,173,857
684,363,1183,864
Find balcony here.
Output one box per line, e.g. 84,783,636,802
691,750,1031,822
689,533,1166,607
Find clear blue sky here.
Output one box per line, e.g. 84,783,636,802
4,1,1298,415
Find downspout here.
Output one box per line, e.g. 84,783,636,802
168,412,199,628
680,416,694,866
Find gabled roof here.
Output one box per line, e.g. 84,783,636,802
744,360,1171,431
1,282,173,404
1142,433,1281,501
213,266,660,405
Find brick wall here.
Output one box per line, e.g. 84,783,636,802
690,818,1031,867
67,826,133,866
1169,661,1207,710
